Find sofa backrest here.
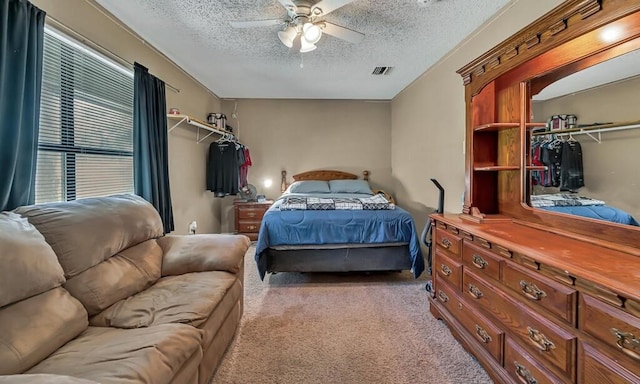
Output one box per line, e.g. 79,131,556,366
0,212,88,375
15,194,165,316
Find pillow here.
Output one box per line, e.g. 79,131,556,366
286,180,331,194
329,179,373,195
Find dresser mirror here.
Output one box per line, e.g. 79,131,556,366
527,48,640,226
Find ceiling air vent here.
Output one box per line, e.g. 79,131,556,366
372,66,393,75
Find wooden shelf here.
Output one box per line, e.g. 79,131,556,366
474,165,520,171
167,114,234,143
473,123,520,132
526,123,548,130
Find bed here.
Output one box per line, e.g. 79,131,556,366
530,193,639,226
255,170,424,280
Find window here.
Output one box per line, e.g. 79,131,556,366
36,28,134,204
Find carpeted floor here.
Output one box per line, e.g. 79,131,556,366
211,246,493,384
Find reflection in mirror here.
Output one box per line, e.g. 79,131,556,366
528,49,640,226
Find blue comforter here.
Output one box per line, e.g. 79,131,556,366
540,205,639,226
255,193,424,280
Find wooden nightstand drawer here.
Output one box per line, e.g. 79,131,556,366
503,261,577,325
238,207,267,220
234,200,273,240
238,222,261,233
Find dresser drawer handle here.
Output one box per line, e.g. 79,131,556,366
246,225,257,231
437,290,449,303
527,326,556,352
514,361,538,384
471,254,488,269
611,328,640,360
519,280,547,301
475,325,492,343
468,284,483,299
440,264,452,276
441,238,452,249
246,212,257,217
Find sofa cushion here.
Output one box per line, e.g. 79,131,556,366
91,271,239,331
27,324,203,384
15,194,163,278
0,374,99,384
63,239,163,316
0,288,88,375
0,212,65,307
158,234,250,276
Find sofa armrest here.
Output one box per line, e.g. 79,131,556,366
157,234,250,276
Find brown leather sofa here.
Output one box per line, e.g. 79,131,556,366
0,194,250,384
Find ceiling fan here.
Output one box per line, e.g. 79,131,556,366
230,0,365,53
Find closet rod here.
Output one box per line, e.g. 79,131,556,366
531,121,640,143
45,16,181,94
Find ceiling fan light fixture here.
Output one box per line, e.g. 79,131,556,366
299,38,317,53
302,22,322,44
278,26,296,48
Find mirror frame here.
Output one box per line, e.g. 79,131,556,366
458,0,640,253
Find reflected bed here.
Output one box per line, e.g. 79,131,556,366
531,193,639,226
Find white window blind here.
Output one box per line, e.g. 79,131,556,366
36,28,134,204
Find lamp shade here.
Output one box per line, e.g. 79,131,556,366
302,22,322,44
300,38,317,53
278,26,297,48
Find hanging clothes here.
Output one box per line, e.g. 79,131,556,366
239,146,252,190
207,141,240,197
560,140,584,191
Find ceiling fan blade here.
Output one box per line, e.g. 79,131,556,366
230,19,283,28
277,0,296,10
321,22,364,44
311,0,355,16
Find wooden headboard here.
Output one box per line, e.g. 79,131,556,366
280,170,370,193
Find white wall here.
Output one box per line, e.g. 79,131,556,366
390,0,565,229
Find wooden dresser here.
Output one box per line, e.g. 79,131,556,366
429,215,640,384
233,200,272,241
430,2,640,383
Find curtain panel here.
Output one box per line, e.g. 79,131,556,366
133,62,174,233
0,0,45,211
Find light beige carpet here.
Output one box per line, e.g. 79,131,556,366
211,246,493,384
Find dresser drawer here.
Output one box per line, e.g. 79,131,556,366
579,341,640,383
435,247,462,289
580,294,640,363
462,241,501,281
463,270,577,380
238,207,267,220
503,261,577,325
435,279,504,362
505,337,570,384
434,228,462,257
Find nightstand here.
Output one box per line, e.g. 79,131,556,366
233,200,273,241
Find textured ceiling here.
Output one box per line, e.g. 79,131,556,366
95,0,511,100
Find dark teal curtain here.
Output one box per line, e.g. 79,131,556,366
0,0,45,211
133,62,174,233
